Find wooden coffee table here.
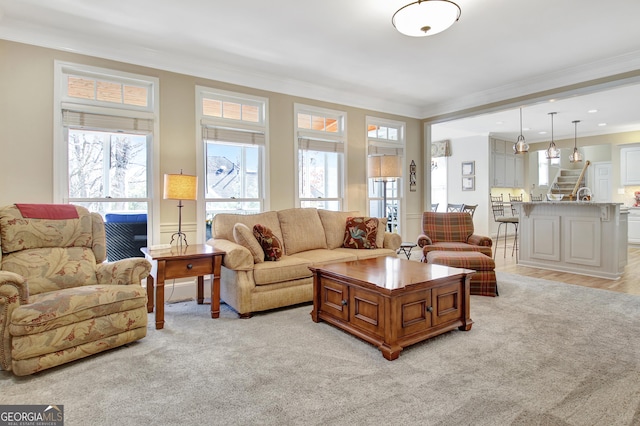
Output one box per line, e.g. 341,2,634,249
310,257,474,360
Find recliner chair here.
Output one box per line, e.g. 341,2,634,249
0,204,150,376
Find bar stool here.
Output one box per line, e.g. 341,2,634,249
491,195,519,262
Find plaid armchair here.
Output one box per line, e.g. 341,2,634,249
0,204,150,376
417,212,493,260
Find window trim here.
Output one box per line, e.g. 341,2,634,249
53,61,160,244
196,86,269,241
366,116,406,233
294,103,347,210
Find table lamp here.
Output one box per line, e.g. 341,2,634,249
368,155,402,221
163,170,198,247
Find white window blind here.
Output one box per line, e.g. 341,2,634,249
368,143,403,156
202,125,265,145
298,137,343,153
62,109,154,132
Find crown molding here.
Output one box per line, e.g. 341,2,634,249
0,24,424,118
2,20,640,121
420,50,640,119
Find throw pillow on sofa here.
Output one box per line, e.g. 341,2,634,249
253,224,283,261
343,217,379,249
233,223,265,263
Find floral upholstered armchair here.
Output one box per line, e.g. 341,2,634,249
0,204,151,376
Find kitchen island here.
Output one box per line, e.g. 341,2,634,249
514,202,628,279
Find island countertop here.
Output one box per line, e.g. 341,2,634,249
515,201,624,206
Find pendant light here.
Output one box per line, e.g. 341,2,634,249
513,108,529,154
545,112,560,159
569,120,583,163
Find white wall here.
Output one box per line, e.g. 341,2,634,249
446,135,491,236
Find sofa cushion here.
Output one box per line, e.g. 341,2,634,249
1,247,99,296
253,256,313,285
233,223,264,264
0,204,93,254
9,284,147,337
277,208,327,255
422,212,474,243
376,218,387,248
422,242,493,258
343,217,379,249
212,211,283,246
334,247,396,261
253,224,283,261
290,249,357,265
317,209,360,249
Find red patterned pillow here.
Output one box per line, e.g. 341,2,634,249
343,217,379,249
253,224,283,261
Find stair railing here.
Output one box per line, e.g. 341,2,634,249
569,160,591,201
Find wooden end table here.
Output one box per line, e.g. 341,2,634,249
310,257,473,360
397,242,418,259
141,244,225,329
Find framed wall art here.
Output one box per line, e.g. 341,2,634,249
462,176,475,191
462,161,475,176
409,160,416,192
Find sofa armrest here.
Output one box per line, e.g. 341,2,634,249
207,238,254,271
417,234,432,247
96,258,152,284
467,234,493,247
0,271,27,371
383,232,402,251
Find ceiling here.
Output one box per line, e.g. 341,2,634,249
2,0,640,142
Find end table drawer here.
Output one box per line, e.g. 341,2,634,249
164,257,213,279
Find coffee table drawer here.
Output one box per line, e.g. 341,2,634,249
350,287,384,337
432,281,463,325
319,278,349,321
164,257,213,279
396,290,433,338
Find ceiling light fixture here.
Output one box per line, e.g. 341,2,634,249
392,0,461,37
545,112,560,159
513,108,529,154
569,120,583,163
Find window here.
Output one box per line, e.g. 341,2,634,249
367,117,405,233
197,87,267,239
54,62,158,256
295,104,345,210
538,151,550,187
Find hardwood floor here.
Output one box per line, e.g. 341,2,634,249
491,239,640,296
405,239,640,296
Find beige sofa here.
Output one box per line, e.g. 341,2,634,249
208,208,402,317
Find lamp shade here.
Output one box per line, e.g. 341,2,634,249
368,155,402,181
163,173,198,201
545,112,561,159
392,0,461,37
569,120,583,163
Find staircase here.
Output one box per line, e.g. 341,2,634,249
549,161,590,200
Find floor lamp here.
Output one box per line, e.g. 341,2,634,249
163,170,198,247
368,155,402,227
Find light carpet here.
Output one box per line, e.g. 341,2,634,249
1,273,639,426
